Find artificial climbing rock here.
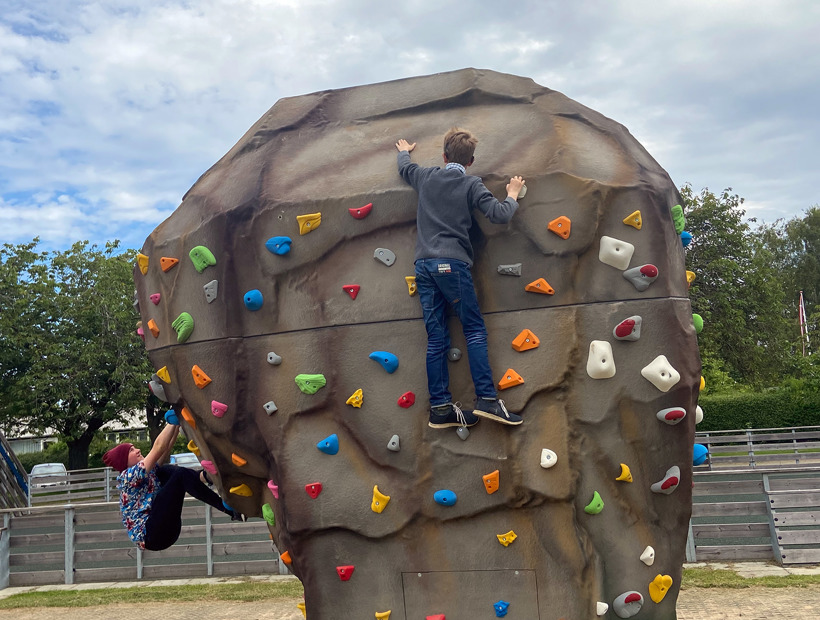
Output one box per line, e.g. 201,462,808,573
405,276,417,296
640,546,655,566
211,401,228,418
493,600,510,617
397,391,415,408
651,466,681,495
369,351,399,373
641,355,681,392
346,388,363,408
498,368,524,390
433,490,457,506
243,290,264,311
297,213,322,235
295,374,326,394
613,316,642,341
616,464,632,483
316,434,339,455
266,236,292,255
305,483,323,499
598,236,634,270
349,203,372,219
540,449,558,468
336,565,355,581
343,284,361,299
156,366,170,383
648,574,673,603
371,485,390,513
374,248,396,266
263,400,278,415
584,491,604,515
670,205,685,235
656,407,686,425
623,264,659,291
203,280,218,303
497,263,522,276
548,216,571,239
387,434,400,452
525,278,554,295
230,484,253,497
160,256,178,272
262,503,276,526
267,352,282,365
511,328,540,352
482,470,500,494
150,293,161,305
136,253,149,275
147,319,159,338
613,592,643,618
496,530,517,546
693,444,708,466
189,245,216,272
623,210,642,229
172,312,194,343
692,313,703,333
586,341,616,379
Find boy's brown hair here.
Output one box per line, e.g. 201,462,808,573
443,128,477,166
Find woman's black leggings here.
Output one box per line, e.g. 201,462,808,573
143,465,230,551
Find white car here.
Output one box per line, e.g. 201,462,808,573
29,463,68,487
169,453,202,470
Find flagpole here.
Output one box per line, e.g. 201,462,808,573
799,290,809,357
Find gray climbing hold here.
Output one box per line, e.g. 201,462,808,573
456,426,470,440
149,379,169,402
267,352,282,365
448,348,462,362
497,263,522,277
204,280,218,303
373,248,396,267
387,434,400,452
623,264,659,291
612,591,644,618
263,401,278,415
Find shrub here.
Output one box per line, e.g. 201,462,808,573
698,389,820,431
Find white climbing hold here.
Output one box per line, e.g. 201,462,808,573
374,248,396,267
640,546,656,566
540,449,558,469
641,355,681,392
586,341,616,379
598,236,635,270
204,280,218,303
651,465,681,495
596,602,609,616
263,401,278,415
267,352,283,365
695,405,704,424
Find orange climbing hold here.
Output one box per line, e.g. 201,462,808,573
192,365,212,388
231,453,247,467
498,368,524,390
623,210,642,229
482,470,500,494
160,257,179,272
147,319,160,338
511,329,540,352
525,278,554,295
180,406,197,429
280,550,293,564
548,216,571,239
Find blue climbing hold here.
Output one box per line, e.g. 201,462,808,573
222,500,234,512
317,433,340,455
433,490,457,506
681,231,693,247
493,600,510,617
369,351,399,374
693,443,709,466
244,289,264,311
266,236,292,255
164,410,180,425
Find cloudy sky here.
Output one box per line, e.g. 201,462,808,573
1,0,817,252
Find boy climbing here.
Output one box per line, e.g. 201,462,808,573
396,128,525,429
103,413,241,551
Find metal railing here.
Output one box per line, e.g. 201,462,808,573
695,426,820,471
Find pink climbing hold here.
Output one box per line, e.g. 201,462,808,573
137,326,145,342
305,482,323,499
336,565,355,581
150,293,161,305
201,460,217,475
349,203,373,219
268,480,280,499
343,284,361,299
211,401,228,418
426,615,446,620
398,391,416,408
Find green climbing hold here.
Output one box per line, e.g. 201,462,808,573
295,373,327,395
693,313,704,333
584,491,604,515
189,245,217,273
671,204,686,235
262,503,276,526
172,312,194,343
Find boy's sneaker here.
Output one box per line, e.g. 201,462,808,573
428,402,479,429
473,398,523,426
230,510,247,522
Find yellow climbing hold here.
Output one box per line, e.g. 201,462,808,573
700,375,706,391
297,601,306,618
230,484,253,497
371,485,391,513
187,439,200,457
232,453,247,467
623,210,642,229
346,388,364,408
156,366,170,383
482,470,500,494
375,612,392,620
180,407,197,429
297,212,321,235
649,574,673,603
616,463,633,483
405,276,417,296
496,530,518,547
686,270,696,285
136,253,149,275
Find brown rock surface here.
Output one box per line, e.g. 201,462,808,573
135,68,699,619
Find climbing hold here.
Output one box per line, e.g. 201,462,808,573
348,202,372,219
584,491,604,514
586,340,616,379
497,263,522,276
263,400,278,415
548,215,572,239
164,410,180,425
493,600,510,617
456,426,470,440
613,591,644,618
482,470,500,494
180,407,197,429
656,407,687,425
623,210,642,229
343,284,361,299
426,615,446,620
596,602,609,616
387,434,400,452
671,204,686,234
201,460,217,475
693,444,709,466
374,247,396,266
189,245,216,273
525,277,554,295
496,530,517,547
649,575,673,603
398,391,415,408
374,612,391,620
599,236,635,270
160,257,179,272
498,368,524,390
433,490,457,506
231,453,247,467
266,480,279,498
137,325,145,342
680,230,693,246
192,365,212,389
203,280,218,303
651,465,681,494
262,503,276,526
243,289,264,311
188,440,201,457
295,373,327,394
616,463,633,482
700,375,706,391
280,551,292,565
686,270,696,286
297,602,306,618
147,319,160,338
336,565,355,581
405,276,417,296
172,312,194,343
371,485,391,513
693,313,704,333
305,482,322,499
640,546,655,566
346,389,363,408
613,316,642,341
448,348,462,362
623,264,659,291
221,500,235,514
369,351,399,373
540,449,558,468
211,401,227,418
641,355,681,392
317,434,339,455
136,253,149,275
230,484,253,497
150,293,161,305
148,380,168,402
267,351,282,365
156,366,170,383
695,405,704,424
511,328,540,352
296,212,321,235
265,236,292,255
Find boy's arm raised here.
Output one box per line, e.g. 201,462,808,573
396,139,423,190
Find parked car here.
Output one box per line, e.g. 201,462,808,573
169,453,202,470
29,462,68,487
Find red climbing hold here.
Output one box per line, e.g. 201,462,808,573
615,319,635,338
426,615,446,620
343,284,361,299
640,265,659,278
349,203,373,219
398,391,416,408
625,593,642,604
305,482,323,499
336,565,355,581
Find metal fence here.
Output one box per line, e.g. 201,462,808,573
27,467,118,507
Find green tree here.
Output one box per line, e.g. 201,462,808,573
0,239,152,469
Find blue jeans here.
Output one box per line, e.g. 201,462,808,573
414,258,497,406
